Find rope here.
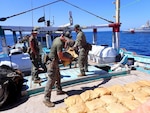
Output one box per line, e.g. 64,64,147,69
0,0,63,21
120,0,141,9
62,0,114,23
0,0,114,23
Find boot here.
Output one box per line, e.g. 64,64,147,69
77,73,86,77
33,77,41,83
43,100,55,107
78,70,86,77
85,69,89,72
57,90,66,95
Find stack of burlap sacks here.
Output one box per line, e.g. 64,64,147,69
49,80,150,113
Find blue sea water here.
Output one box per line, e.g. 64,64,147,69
0,31,150,56
75,31,150,56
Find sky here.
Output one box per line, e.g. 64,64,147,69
0,0,150,31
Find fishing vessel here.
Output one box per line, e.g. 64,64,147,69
0,0,150,94
0,0,150,112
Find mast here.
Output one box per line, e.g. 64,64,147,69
111,0,120,53
115,0,120,53
116,0,120,24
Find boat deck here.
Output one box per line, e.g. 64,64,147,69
23,65,107,95
23,62,128,96
0,60,150,113
1,69,150,113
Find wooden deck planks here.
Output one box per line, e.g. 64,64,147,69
23,65,107,93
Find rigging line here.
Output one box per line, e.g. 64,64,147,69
31,0,34,27
62,0,114,23
120,0,141,9
48,6,50,21
43,7,45,26
1,0,62,20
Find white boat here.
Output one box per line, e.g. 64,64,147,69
0,48,32,73
123,20,150,33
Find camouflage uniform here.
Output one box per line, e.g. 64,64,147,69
64,31,75,51
65,38,75,51
44,37,64,102
29,35,41,81
74,29,88,75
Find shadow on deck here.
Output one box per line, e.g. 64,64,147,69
22,65,129,96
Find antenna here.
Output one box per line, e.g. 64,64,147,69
0,0,62,21
69,11,73,25
52,16,55,25
31,0,34,26
43,7,46,26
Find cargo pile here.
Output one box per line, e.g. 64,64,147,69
49,80,150,113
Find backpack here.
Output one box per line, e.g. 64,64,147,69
0,65,23,107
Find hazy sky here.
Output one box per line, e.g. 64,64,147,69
0,0,149,31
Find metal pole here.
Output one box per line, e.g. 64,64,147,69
13,31,17,44
115,0,120,53
0,27,9,54
92,28,97,45
46,34,51,48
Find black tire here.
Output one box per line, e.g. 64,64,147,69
0,80,9,107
